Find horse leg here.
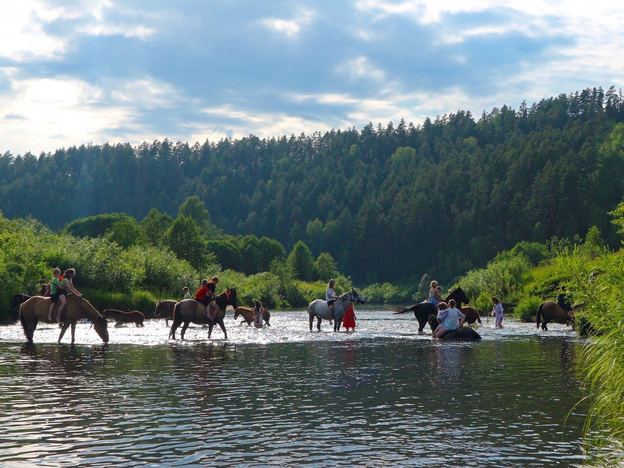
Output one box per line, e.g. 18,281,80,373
334,319,342,332
20,314,36,343
70,322,77,345
180,322,190,340
316,316,321,332
58,323,70,344
309,313,314,332
217,319,227,340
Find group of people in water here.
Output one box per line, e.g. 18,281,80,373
428,280,504,338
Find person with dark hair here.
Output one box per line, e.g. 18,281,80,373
56,268,83,326
195,276,219,322
432,299,465,338
491,297,504,329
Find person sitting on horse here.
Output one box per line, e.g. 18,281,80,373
326,279,338,324
47,268,61,321
428,280,442,305
56,268,83,326
557,288,572,313
432,299,466,338
195,277,219,322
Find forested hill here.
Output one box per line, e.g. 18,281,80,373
2,86,624,285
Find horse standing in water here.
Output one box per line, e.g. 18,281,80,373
444,287,482,326
169,288,239,340
19,294,109,344
536,301,576,330
154,300,177,326
102,309,145,327
234,306,271,327
393,302,437,332
308,288,365,332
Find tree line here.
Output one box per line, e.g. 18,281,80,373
2,86,624,286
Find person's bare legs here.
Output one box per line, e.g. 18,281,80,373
56,295,67,326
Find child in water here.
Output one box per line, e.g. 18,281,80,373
342,303,357,332
491,297,504,329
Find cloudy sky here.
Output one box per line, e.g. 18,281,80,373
1,0,623,156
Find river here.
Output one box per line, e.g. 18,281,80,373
0,309,586,467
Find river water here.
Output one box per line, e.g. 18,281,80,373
0,309,587,467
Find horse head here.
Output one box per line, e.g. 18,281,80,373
350,288,366,304
10,293,30,310
225,287,239,310
447,287,469,306
94,315,109,343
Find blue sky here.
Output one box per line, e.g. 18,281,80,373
1,0,623,156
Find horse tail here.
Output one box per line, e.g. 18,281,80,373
536,303,543,329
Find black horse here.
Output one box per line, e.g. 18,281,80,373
394,301,437,332
427,315,482,341
10,293,31,310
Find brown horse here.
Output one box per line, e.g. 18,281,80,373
102,309,145,327
154,300,177,326
234,306,271,327
444,287,482,325
19,294,109,344
169,288,239,340
536,301,575,331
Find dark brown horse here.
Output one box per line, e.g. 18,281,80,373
10,293,32,310
444,287,482,325
169,288,239,340
102,309,145,327
536,301,575,331
19,294,109,344
234,306,271,327
154,300,177,326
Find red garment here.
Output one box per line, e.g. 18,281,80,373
343,304,356,329
194,285,211,301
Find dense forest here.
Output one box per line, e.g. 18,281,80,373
2,86,624,285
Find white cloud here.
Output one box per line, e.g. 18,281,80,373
261,10,314,37
335,56,386,82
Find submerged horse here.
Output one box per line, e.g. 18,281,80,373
234,306,271,327
308,288,365,332
536,301,576,331
154,300,177,326
19,294,109,344
102,309,145,327
444,287,482,326
169,288,239,340
427,315,482,341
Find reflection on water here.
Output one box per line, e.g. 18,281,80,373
0,311,586,466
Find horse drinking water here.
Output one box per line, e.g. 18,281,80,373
308,288,365,332
169,288,239,340
19,294,109,344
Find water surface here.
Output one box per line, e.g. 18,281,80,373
0,310,586,466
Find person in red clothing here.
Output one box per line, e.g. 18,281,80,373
343,303,357,332
195,276,219,322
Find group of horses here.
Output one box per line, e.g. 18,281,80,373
15,287,241,344
12,285,577,345
393,287,577,341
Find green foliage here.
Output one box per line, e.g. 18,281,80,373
140,208,173,246
513,296,542,322
64,213,132,238
286,241,316,281
314,252,338,281
162,215,208,270
2,87,623,285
